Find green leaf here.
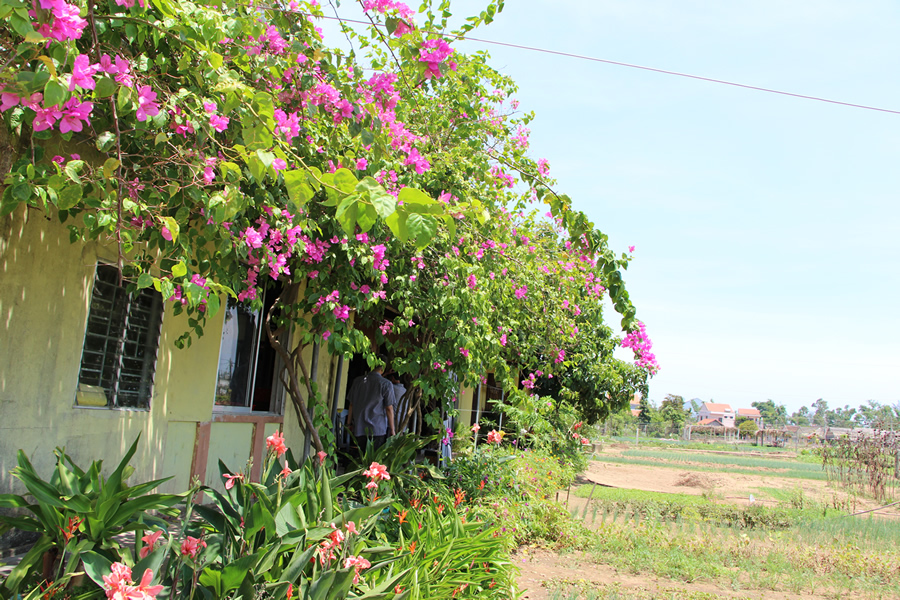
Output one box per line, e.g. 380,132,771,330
356,202,377,232
95,76,117,98
256,149,275,168
283,169,315,208
102,158,120,179
136,273,153,289
335,194,358,235
57,184,82,210
385,210,408,243
406,213,438,249
162,217,179,242
171,261,187,278
356,177,396,218
64,160,85,184
220,161,241,182
95,131,116,152
398,187,438,210
24,30,46,44
81,550,113,588
333,168,358,193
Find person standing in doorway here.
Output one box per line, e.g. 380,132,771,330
346,354,396,452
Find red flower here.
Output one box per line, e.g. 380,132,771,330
266,431,287,456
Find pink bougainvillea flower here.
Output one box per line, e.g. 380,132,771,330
59,97,93,133
69,54,99,91
135,86,160,122
222,473,243,490
355,158,368,170
0,92,19,112
160,226,173,241
266,430,287,456
113,55,134,86
628,245,635,253
180,536,206,559
203,101,217,113
514,285,528,300
44,2,88,42
272,158,287,171
31,105,62,131
459,347,469,358
499,333,507,346
209,114,230,132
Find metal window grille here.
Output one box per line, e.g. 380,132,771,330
77,264,163,409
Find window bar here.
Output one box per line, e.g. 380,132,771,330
137,292,163,407
110,284,133,408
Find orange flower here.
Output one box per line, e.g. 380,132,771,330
398,509,408,524
411,497,423,510
436,504,444,514
453,488,465,507
478,480,485,490
287,583,293,600
59,516,82,543
394,585,403,594
409,541,417,554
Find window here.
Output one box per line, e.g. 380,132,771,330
76,263,163,409
214,288,284,413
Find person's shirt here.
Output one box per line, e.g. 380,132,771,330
350,371,396,437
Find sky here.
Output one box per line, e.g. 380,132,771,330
322,0,900,414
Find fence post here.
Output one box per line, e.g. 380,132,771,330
635,427,639,445
895,449,899,479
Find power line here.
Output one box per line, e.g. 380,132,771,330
311,13,900,116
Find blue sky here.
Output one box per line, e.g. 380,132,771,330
324,1,900,413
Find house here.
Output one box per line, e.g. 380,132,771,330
697,417,725,427
697,402,735,427
737,407,763,428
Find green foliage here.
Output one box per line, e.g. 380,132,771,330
0,437,182,599
737,419,758,438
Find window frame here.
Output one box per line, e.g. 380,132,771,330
74,262,164,411
212,292,286,416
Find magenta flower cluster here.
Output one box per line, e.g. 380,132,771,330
621,321,659,374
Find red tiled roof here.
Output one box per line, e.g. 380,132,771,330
698,418,724,426
738,408,761,417
702,402,733,413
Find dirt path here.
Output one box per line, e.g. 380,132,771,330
514,549,831,600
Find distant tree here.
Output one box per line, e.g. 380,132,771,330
752,400,787,427
791,406,811,427
638,396,654,425
738,419,758,438
812,399,829,427
660,394,688,432
689,398,703,419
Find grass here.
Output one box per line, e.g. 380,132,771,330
591,449,830,481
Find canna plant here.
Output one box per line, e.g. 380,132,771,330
0,436,183,600
78,434,412,600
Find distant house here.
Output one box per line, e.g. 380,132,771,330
698,417,725,427
737,408,763,428
697,403,735,427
